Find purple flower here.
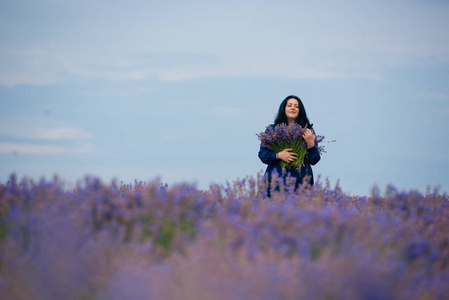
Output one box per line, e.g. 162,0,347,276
257,123,325,169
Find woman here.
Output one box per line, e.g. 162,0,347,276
258,95,321,194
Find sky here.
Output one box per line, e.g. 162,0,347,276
1,0,448,196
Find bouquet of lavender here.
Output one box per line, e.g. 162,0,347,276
257,123,325,170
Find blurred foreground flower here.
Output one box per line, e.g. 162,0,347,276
1,173,448,300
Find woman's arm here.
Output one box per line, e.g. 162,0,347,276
303,128,321,165
307,145,321,165
258,145,278,165
259,145,298,165
302,128,316,149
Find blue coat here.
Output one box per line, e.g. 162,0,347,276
258,124,321,191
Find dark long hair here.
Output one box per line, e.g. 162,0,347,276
274,95,313,128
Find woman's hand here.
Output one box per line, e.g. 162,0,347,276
302,129,316,149
277,148,297,163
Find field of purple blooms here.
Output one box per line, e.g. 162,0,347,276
1,173,448,300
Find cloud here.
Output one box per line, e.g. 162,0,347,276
1,1,448,86
0,124,93,141
0,120,94,155
159,128,179,142
414,93,449,101
0,142,93,155
0,47,219,86
211,107,246,120
156,64,349,82
31,127,94,140
157,126,208,142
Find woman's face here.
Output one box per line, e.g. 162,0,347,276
285,98,299,122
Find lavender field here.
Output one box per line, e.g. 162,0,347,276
1,173,448,300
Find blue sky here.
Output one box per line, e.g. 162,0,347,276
1,0,448,196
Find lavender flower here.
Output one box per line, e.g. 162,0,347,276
1,173,448,300
257,123,325,170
